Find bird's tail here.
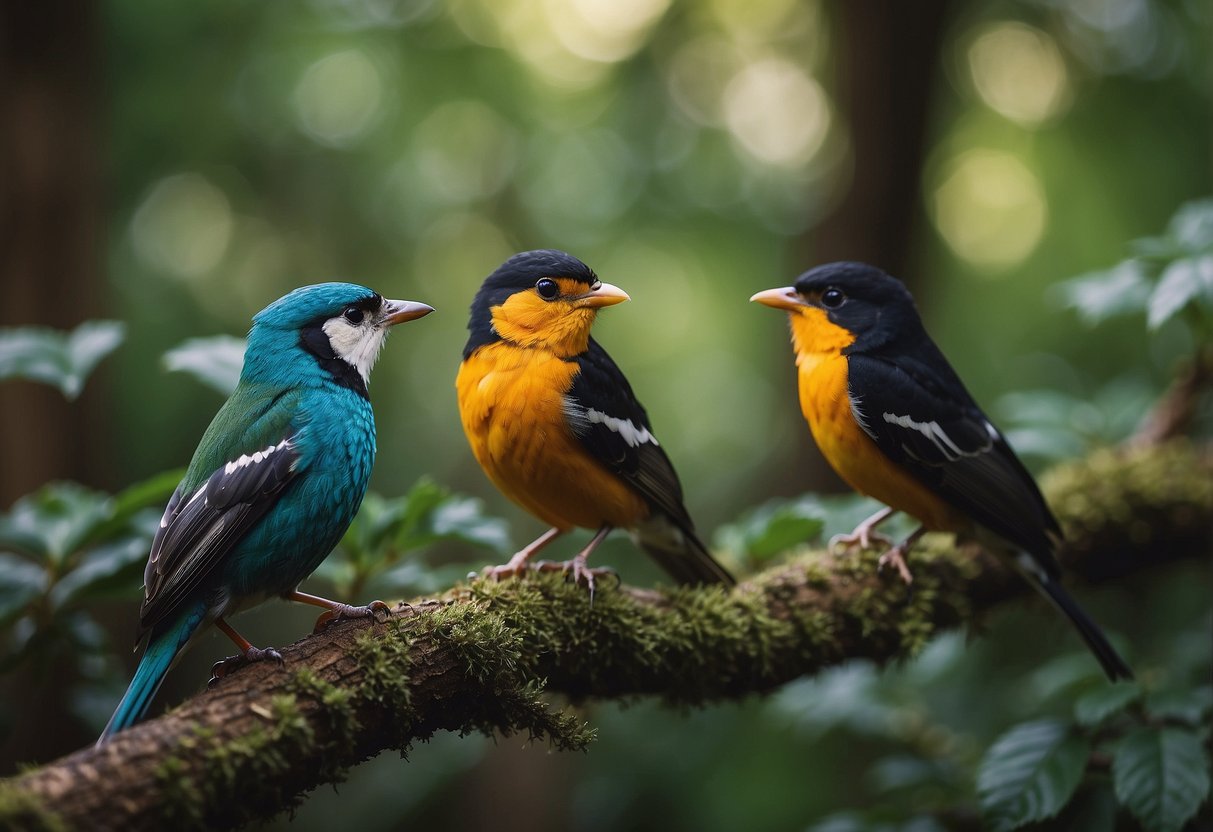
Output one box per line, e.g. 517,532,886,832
634,515,735,586
1018,554,1133,682
96,601,207,746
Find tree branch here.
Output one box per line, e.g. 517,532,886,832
3,442,1211,831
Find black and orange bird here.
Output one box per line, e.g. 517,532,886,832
751,261,1132,681
456,249,734,593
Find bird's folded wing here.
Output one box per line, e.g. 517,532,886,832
846,352,1060,566
137,400,304,641
563,339,694,529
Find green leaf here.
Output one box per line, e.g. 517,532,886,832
49,535,149,609
1147,255,1213,329
1113,726,1211,832
977,720,1092,831
714,498,825,563
1166,197,1213,252
1058,261,1152,325
90,468,183,543
0,553,47,625
426,495,511,554
1144,687,1213,725
1074,681,1141,727
0,482,112,564
163,335,246,395
0,320,124,399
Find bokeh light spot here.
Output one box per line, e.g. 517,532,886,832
968,22,1072,126
413,101,519,204
722,57,830,167
930,150,1048,272
292,49,383,146
131,173,233,279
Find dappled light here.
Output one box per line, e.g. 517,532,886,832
1,0,1210,830
930,149,1048,272
967,22,1072,126
292,48,385,146
130,173,234,279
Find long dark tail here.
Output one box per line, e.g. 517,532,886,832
97,602,207,745
635,516,735,586
1030,569,1133,682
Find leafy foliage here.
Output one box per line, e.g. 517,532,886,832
0,476,178,664
314,478,510,600
974,674,1212,831
162,336,246,396
977,720,1090,830
713,496,825,568
0,321,125,399
1060,198,1213,333
1113,727,1211,832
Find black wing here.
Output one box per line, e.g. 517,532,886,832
564,339,693,529
846,350,1061,573
137,436,300,641
565,340,732,585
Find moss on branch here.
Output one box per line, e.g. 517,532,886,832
4,441,1210,831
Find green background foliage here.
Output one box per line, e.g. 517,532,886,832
1,0,1210,829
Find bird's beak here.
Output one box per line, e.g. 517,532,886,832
749,286,807,312
381,299,435,326
573,282,630,309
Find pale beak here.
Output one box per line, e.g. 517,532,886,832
749,286,807,312
573,282,630,309
381,299,435,326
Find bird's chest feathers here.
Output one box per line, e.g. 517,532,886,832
789,309,856,426
790,309,877,472
457,344,579,465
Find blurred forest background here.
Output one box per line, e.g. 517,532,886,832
1,0,1210,829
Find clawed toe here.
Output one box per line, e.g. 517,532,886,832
312,600,391,633
829,529,895,555
207,646,284,687
877,548,914,585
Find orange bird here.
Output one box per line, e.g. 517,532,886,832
456,250,734,594
753,261,1131,681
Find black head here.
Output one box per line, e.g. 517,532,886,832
788,261,925,352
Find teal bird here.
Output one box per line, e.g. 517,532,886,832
98,284,433,744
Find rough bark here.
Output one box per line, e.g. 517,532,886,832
2,442,1211,831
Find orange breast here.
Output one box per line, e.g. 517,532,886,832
796,344,963,533
456,342,649,532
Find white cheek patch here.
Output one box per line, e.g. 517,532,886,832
223,438,292,476
322,317,389,386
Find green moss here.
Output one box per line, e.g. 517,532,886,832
0,782,65,832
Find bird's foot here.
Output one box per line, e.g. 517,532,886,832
829,528,896,554
876,546,915,585
533,559,620,605
312,599,391,634
476,555,534,583
207,645,284,687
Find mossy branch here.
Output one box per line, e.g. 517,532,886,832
4,442,1211,831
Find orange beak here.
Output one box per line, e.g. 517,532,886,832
381,299,435,326
573,282,630,309
749,286,807,312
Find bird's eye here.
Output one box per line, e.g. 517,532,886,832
821,288,846,309
535,278,560,300
343,307,365,325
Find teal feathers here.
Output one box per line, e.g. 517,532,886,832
98,284,432,744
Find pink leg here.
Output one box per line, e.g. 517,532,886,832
877,525,926,585
482,527,566,581
829,506,897,553
534,526,617,602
